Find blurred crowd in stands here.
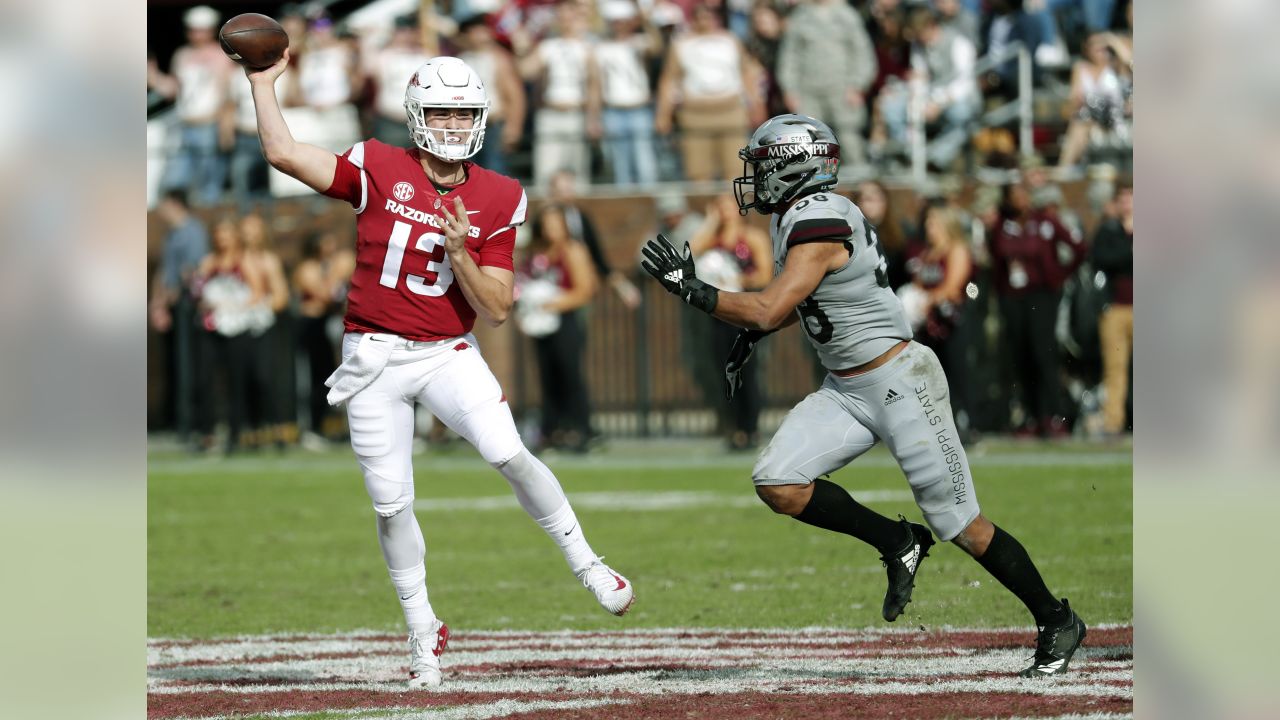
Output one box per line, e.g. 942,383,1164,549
147,0,1133,207
147,0,1133,453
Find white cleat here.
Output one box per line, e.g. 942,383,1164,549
576,557,635,616
406,619,449,688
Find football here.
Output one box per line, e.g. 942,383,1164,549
218,13,289,70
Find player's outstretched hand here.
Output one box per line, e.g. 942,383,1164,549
640,233,694,296
725,329,767,400
640,234,719,313
440,196,471,257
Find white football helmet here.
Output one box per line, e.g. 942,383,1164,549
404,57,489,162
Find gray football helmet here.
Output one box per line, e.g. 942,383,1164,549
733,114,841,215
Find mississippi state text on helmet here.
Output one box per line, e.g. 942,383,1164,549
734,114,841,215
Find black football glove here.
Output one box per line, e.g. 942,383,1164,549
640,233,719,314
725,328,770,400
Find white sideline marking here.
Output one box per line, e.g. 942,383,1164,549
415,489,913,513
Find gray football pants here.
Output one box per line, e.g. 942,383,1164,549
753,342,981,541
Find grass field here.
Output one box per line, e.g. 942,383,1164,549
148,441,1131,637
148,439,1132,719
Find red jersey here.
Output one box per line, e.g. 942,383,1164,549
322,139,528,340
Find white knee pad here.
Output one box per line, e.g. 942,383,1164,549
360,455,415,518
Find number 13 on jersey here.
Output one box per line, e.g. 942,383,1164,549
379,220,455,296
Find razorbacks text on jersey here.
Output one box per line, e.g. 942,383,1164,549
323,139,528,340
770,192,913,369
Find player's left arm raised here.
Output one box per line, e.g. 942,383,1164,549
440,196,515,327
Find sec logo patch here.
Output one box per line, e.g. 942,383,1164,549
393,182,415,202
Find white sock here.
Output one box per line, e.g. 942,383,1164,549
389,562,437,630
536,502,597,574
377,509,436,631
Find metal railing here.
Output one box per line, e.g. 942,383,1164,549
910,40,1033,183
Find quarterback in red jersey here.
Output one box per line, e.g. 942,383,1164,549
246,52,634,689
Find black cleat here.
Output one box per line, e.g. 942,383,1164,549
879,517,935,622
1019,599,1087,678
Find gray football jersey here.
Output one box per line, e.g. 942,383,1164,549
770,192,912,370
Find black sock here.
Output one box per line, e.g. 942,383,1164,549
794,478,909,554
976,525,1069,627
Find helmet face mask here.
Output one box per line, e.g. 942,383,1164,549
404,57,489,162
733,114,841,215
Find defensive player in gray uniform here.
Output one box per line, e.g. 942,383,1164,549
640,114,1086,678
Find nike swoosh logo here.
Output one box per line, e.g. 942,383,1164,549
466,210,481,215
564,523,577,536
611,573,626,591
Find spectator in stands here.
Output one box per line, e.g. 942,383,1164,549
590,0,662,187
905,203,975,436
724,0,754,38
149,189,211,447
988,180,1086,437
866,0,911,102
148,6,235,206
457,14,526,175
656,2,763,182
744,0,787,117
518,204,600,453
934,0,979,46
299,14,360,110
279,4,310,58
854,179,912,291
1022,155,1083,237
367,15,432,147
223,56,299,210
1090,181,1132,436
688,194,772,450
1056,30,1132,170
865,3,910,164
295,12,362,156
518,0,596,186
980,0,1050,100
775,0,876,164
192,218,267,454
547,169,642,308
879,7,979,171
1109,0,1133,60
292,230,355,448
240,213,291,449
